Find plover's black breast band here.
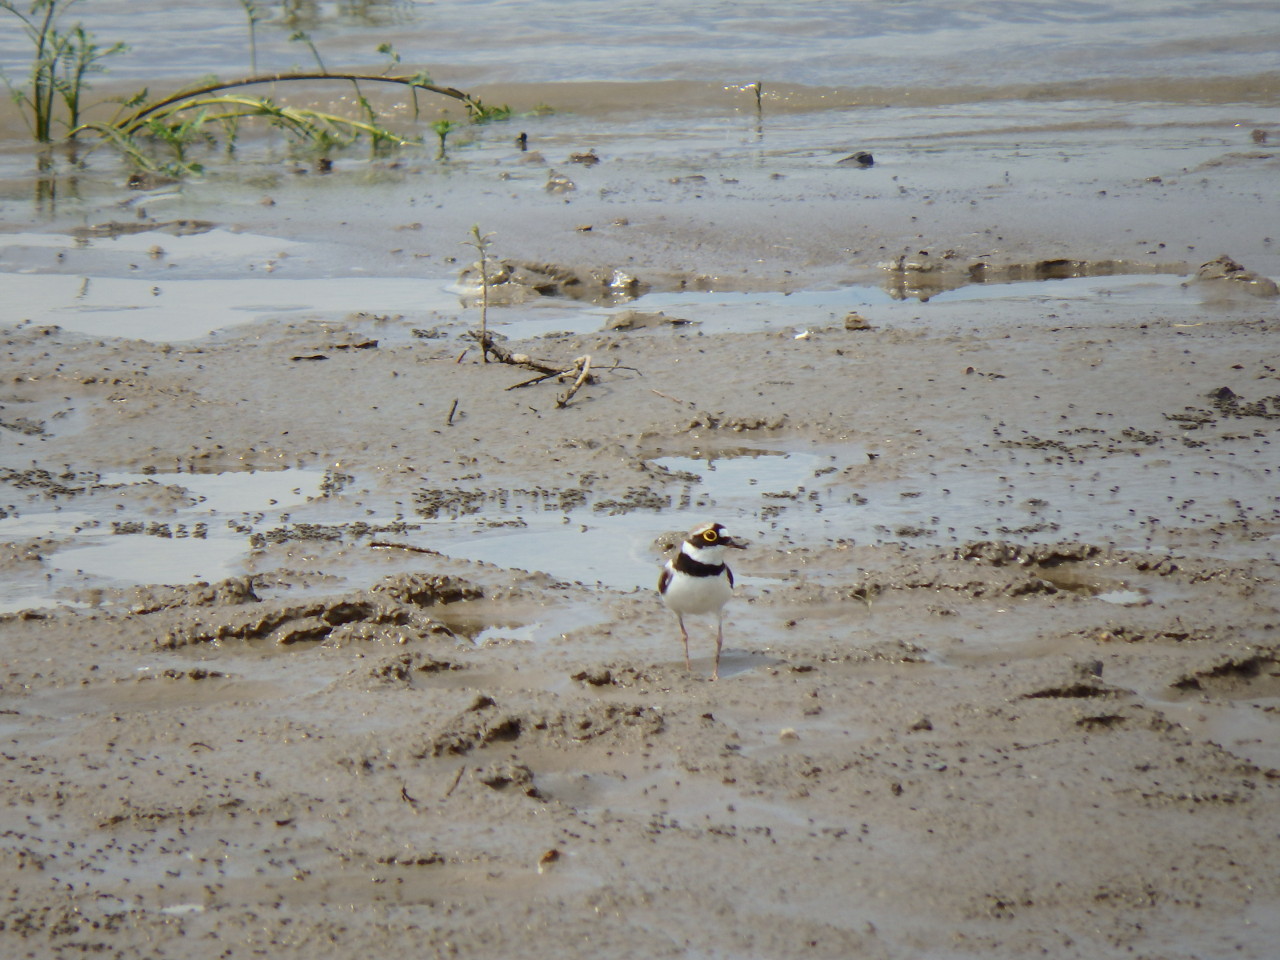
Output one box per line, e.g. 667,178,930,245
673,552,727,579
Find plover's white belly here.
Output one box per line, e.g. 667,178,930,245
662,570,733,616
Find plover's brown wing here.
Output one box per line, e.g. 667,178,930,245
726,565,734,589
657,564,673,594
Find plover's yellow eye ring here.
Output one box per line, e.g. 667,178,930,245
702,529,719,543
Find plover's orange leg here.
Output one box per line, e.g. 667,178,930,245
678,615,692,670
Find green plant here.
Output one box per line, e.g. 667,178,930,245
83,89,421,176
466,100,512,124
430,117,459,159
288,29,328,73
238,0,265,74
1,0,127,142
1,0,519,175
375,42,401,71
142,108,216,175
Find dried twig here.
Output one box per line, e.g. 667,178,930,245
556,355,592,408
470,333,563,375
460,226,495,362
651,388,695,407
505,369,563,390
461,333,636,405
370,541,444,556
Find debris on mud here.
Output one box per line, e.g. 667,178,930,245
955,540,1104,567
1191,254,1280,297
457,259,648,304
882,252,1187,300
424,700,664,757
130,572,484,647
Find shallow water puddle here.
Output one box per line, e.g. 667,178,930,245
1,227,467,341
489,305,613,340
931,272,1189,306
412,448,827,590
653,448,825,501
1093,588,1149,605
622,285,891,334
394,270,1203,345
419,515,668,592
0,467,325,611
617,272,1196,335
5,423,1275,614
1,272,462,341
0,227,296,265
56,469,326,582
1034,566,1160,606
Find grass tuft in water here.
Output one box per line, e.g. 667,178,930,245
1,0,515,177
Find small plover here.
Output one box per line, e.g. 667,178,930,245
657,521,745,680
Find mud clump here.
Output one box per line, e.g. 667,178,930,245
156,596,456,648
1206,386,1280,420
882,252,1185,300
457,259,648,304
70,218,216,239
1191,255,1280,297
682,412,789,434
606,309,693,330
370,650,464,684
955,540,1104,567
474,762,541,797
592,486,671,515
371,572,485,607
0,465,90,497
424,700,665,757
130,576,261,613
1170,649,1280,697
1022,681,1127,700
148,572,482,648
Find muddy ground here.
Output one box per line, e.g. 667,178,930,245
3,130,1280,960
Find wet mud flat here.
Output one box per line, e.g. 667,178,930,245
1,97,1279,956
3,220,1280,960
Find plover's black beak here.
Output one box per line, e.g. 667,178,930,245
723,536,747,549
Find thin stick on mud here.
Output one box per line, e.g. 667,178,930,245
446,398,459,424
370,541,443,555
443,765,466,798
651,388,695,407
461,225,495,363
506,368,564,390
555,355,592,408
478,253,490,363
